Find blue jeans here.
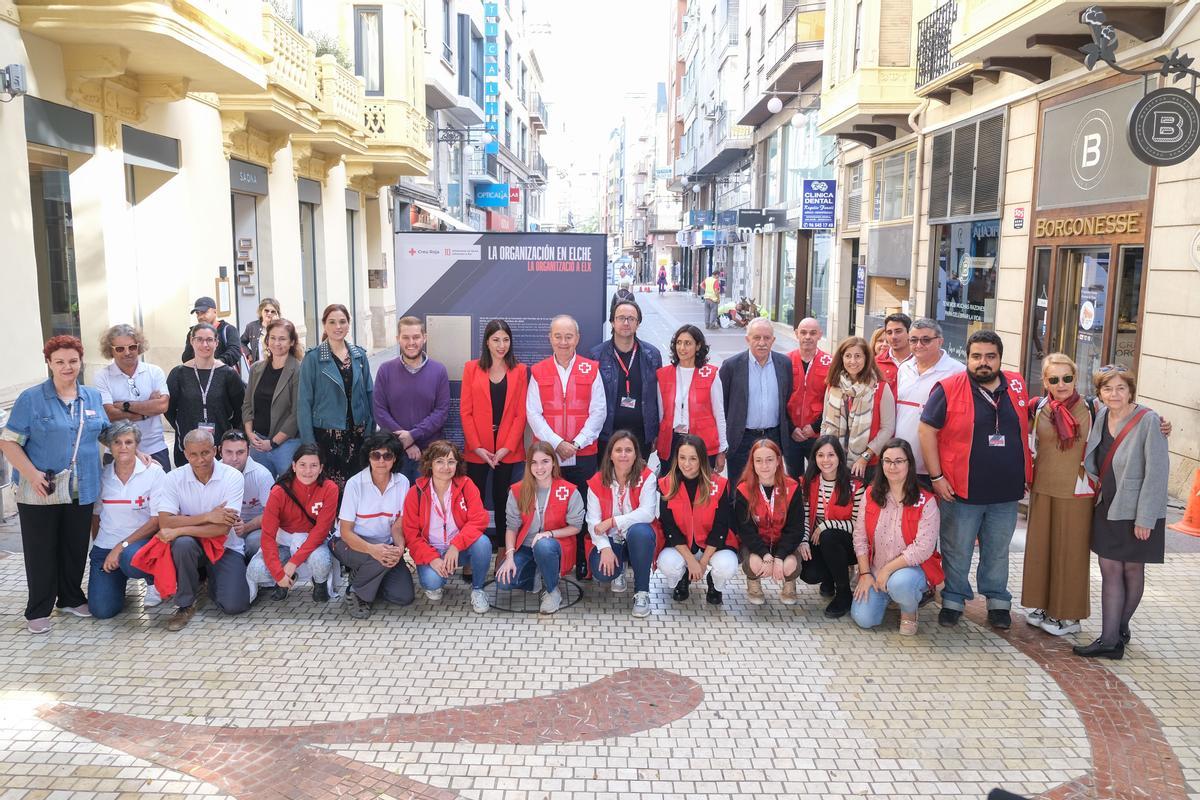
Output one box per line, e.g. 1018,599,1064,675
249,438,301,478
939,499,1019,611
117,538,155,584
88,539,157,619
587,523,656,593
497,537,562,592
851,566,928,628
416,535,493,591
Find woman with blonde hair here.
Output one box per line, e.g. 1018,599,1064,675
821,336,895,481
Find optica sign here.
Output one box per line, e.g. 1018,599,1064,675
474,183,510,208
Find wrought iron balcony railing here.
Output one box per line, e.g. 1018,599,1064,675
916,1,961,88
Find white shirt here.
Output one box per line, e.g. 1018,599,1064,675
585,472,659,550
155,460,245,553
93,360,169,454
93,459,166,549
338,468,410,544
670,366,729,453
236,458,275,522
525,354,608,466
895,350,965,474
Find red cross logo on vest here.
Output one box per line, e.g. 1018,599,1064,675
709,481,720,497
1009,377,1022,393
635,474,644,488
459,496,468,512
820,353,833,366
310,501,324,516
915,493,928,509
555,485,571,501
698,366,713,379
577,362,593,374
246,497,261,508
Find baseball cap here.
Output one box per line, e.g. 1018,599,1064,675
191,296,217,314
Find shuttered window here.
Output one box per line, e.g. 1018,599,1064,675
846,161,862,226
927,112,1005,221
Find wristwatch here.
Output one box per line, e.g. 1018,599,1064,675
122,401,131,413
271,439,280,450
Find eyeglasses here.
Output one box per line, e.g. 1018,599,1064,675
1098,364,1129,374
126,377,141,398
1046,374,1075,385
369,450,396,462
192,337,217,345
614,315,638,324
882,458,909,467
909,336,940,346
112,344,139,354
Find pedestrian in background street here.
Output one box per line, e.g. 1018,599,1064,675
373,316,450,483
657,266,668,294
94,323,172,471
702,271,720,329
241,318,303,478
720,317,792,486
593,300,661,462
166,323,244,467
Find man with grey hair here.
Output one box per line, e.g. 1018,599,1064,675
154,428,249,631
94,324,171,471
719,317,793,486
894,318,964,484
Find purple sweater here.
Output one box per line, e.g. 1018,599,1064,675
372,356,451,449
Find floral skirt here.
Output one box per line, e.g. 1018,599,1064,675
314,425,366,495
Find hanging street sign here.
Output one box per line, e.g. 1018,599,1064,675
1127,87,1200,166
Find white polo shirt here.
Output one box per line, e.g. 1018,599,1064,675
93,361,169,455
93,460,166,550
236,458,275,521
338,468,410,545
155,459,246,554
895,350,966,475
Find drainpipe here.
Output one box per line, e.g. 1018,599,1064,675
908,98,931,318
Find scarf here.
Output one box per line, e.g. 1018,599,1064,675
824,376,876,461
1047,391,1082,450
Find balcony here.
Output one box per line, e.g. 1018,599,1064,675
290,57,370,156
466,149,501,183
696,111,753,175
351,98,432,180
425,42,459,110
738,3,825,126
15,0,269,94
817,65,921,145
528,92,548,132
952,0,1170,66
528,152,548,182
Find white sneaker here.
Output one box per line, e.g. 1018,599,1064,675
470,589,490,614
610,573,628,593
539,588,562,614
1025,608,1046,627
632,591,651,618
143,585,163,608
425,588,444,602
1041,617,1082,636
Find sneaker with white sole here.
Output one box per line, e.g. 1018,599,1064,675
632,591,651,618
61,603,91,618
610,573,628,593
1025,608,1046,627
143,585,163,608
27,617,51,634
1041,617,1082,636
539,588,562,614
470,589,490,613
425,587,444,602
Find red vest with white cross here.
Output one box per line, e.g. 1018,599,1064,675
531,355,601,457
864,488,944,588
654,364,720,461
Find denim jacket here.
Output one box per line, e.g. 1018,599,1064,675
297,341,375,443
3,380,109,504
590,337,663,445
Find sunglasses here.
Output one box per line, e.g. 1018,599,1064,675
126,377,141,397
908,336,940,346
1098,364,1129,374
369,450,396,462
112,344,139,354
1046,374,1074,385
221,431,248,443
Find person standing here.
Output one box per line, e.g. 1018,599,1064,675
785,317,831,478
654,324,727,474
527,315,606,577
166,323,244,468
719,318,792,487
1,336,110,633
461,319,528,547
919,330,1031,630
657,266,668,294
609,280,636,315
592,300,662,461
298,304,374,491
242,318,303,478
820,336,896,482
874,313,913,390
240,298,280,363
373,316,450,483
701,272,720,329
94,324,171,471
894,319,964,485
1074,367,1168,659
180,296,242,368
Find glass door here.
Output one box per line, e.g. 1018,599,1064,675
1053,247,1110,392
29,147,81,341
1024,248,1052,396
1112,246,1144,372
299,201,319,347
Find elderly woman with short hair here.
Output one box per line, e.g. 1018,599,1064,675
93,324,171,471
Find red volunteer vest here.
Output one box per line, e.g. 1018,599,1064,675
736,476,799,548
531,356,601,456
787,349,832,429
655,364,720,461
659,473,735,550
584,467,665,561
875,349,906,392
806,477,858,532
935,371,1033,499
863,489,944,588
512,478,577,575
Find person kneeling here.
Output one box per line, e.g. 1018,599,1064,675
734,439,805,606
495,442,584,615
851,438,943,635
657,434,738,605
585,431,662,618
404,440,492,614
245,444,338,604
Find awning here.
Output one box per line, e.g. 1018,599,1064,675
417,204,475,232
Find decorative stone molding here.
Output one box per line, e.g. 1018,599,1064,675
220,111,287,168
291,141,330,183
140,76,191,104
1,0,19,26
62,44,129,79
67,73,144,149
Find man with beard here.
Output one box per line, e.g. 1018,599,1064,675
918,330,1031,631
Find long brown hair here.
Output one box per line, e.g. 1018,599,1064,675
827,336,882,386
517,441,562,515
320,303,352,342
598,430,647,487
868,438,920,507
738,438,789,517
264,318,304,360
663,434,713,507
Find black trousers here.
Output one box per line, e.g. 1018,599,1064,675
560,453,598,571
727,429,781,489
786,437,814,479
466,460,518,547
17,501,92,620
799,529,856,595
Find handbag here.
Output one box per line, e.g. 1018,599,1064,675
15,398,86,506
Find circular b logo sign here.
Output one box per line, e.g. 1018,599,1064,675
1128,87,1200,167
1070,109,1113,190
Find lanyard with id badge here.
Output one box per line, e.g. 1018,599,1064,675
194,365,216,435
617,345,638,410
978,386,1006,447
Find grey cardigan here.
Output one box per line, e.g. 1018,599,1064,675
241,356,301,439
1083,404,1169,529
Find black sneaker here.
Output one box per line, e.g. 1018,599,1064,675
270,586,289,601
705,573,723,605
824,592,852,619
919,589,936,607
672,576,689,602
987,609,1012,629
313,582,330,603
1073,637,1125,659
938,607,962,627
575,561,589,580
819,580,835,598
346,591,371,620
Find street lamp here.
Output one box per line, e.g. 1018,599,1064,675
766,96,783,114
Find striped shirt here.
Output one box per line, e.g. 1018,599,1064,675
803,477,865,543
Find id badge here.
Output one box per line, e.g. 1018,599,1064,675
198,423,216,435
620,396,637,409
987,434,1006,447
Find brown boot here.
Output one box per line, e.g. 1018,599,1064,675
780,579,798,605
746,578,765,605
166,605,196,632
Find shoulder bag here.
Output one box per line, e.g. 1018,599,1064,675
15,398,86,506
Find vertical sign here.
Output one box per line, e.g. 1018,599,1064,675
483,3,501,156
855,266,866,305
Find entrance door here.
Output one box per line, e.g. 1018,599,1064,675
231,192,260,331
299,201,319,347
1024,248,1052,396
1052,247,1110,390
28,147,81,341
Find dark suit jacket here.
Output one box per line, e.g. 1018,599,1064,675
719,350,793,456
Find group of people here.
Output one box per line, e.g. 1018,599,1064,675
2,295,1170,658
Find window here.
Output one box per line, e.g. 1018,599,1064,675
441,0,452,63
846,162,863,226
519,61,527,102
470,29,484,105
853,1,864,72
744,29,752,76
504,36,512,84
759,9,767,60
504,103,512,149
519,122,528,161
766,130,784,206
354,7,384,96
28,147,81,340
930,220,1000,360
872,149,916,222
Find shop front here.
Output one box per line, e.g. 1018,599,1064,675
1022,79,1152,396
